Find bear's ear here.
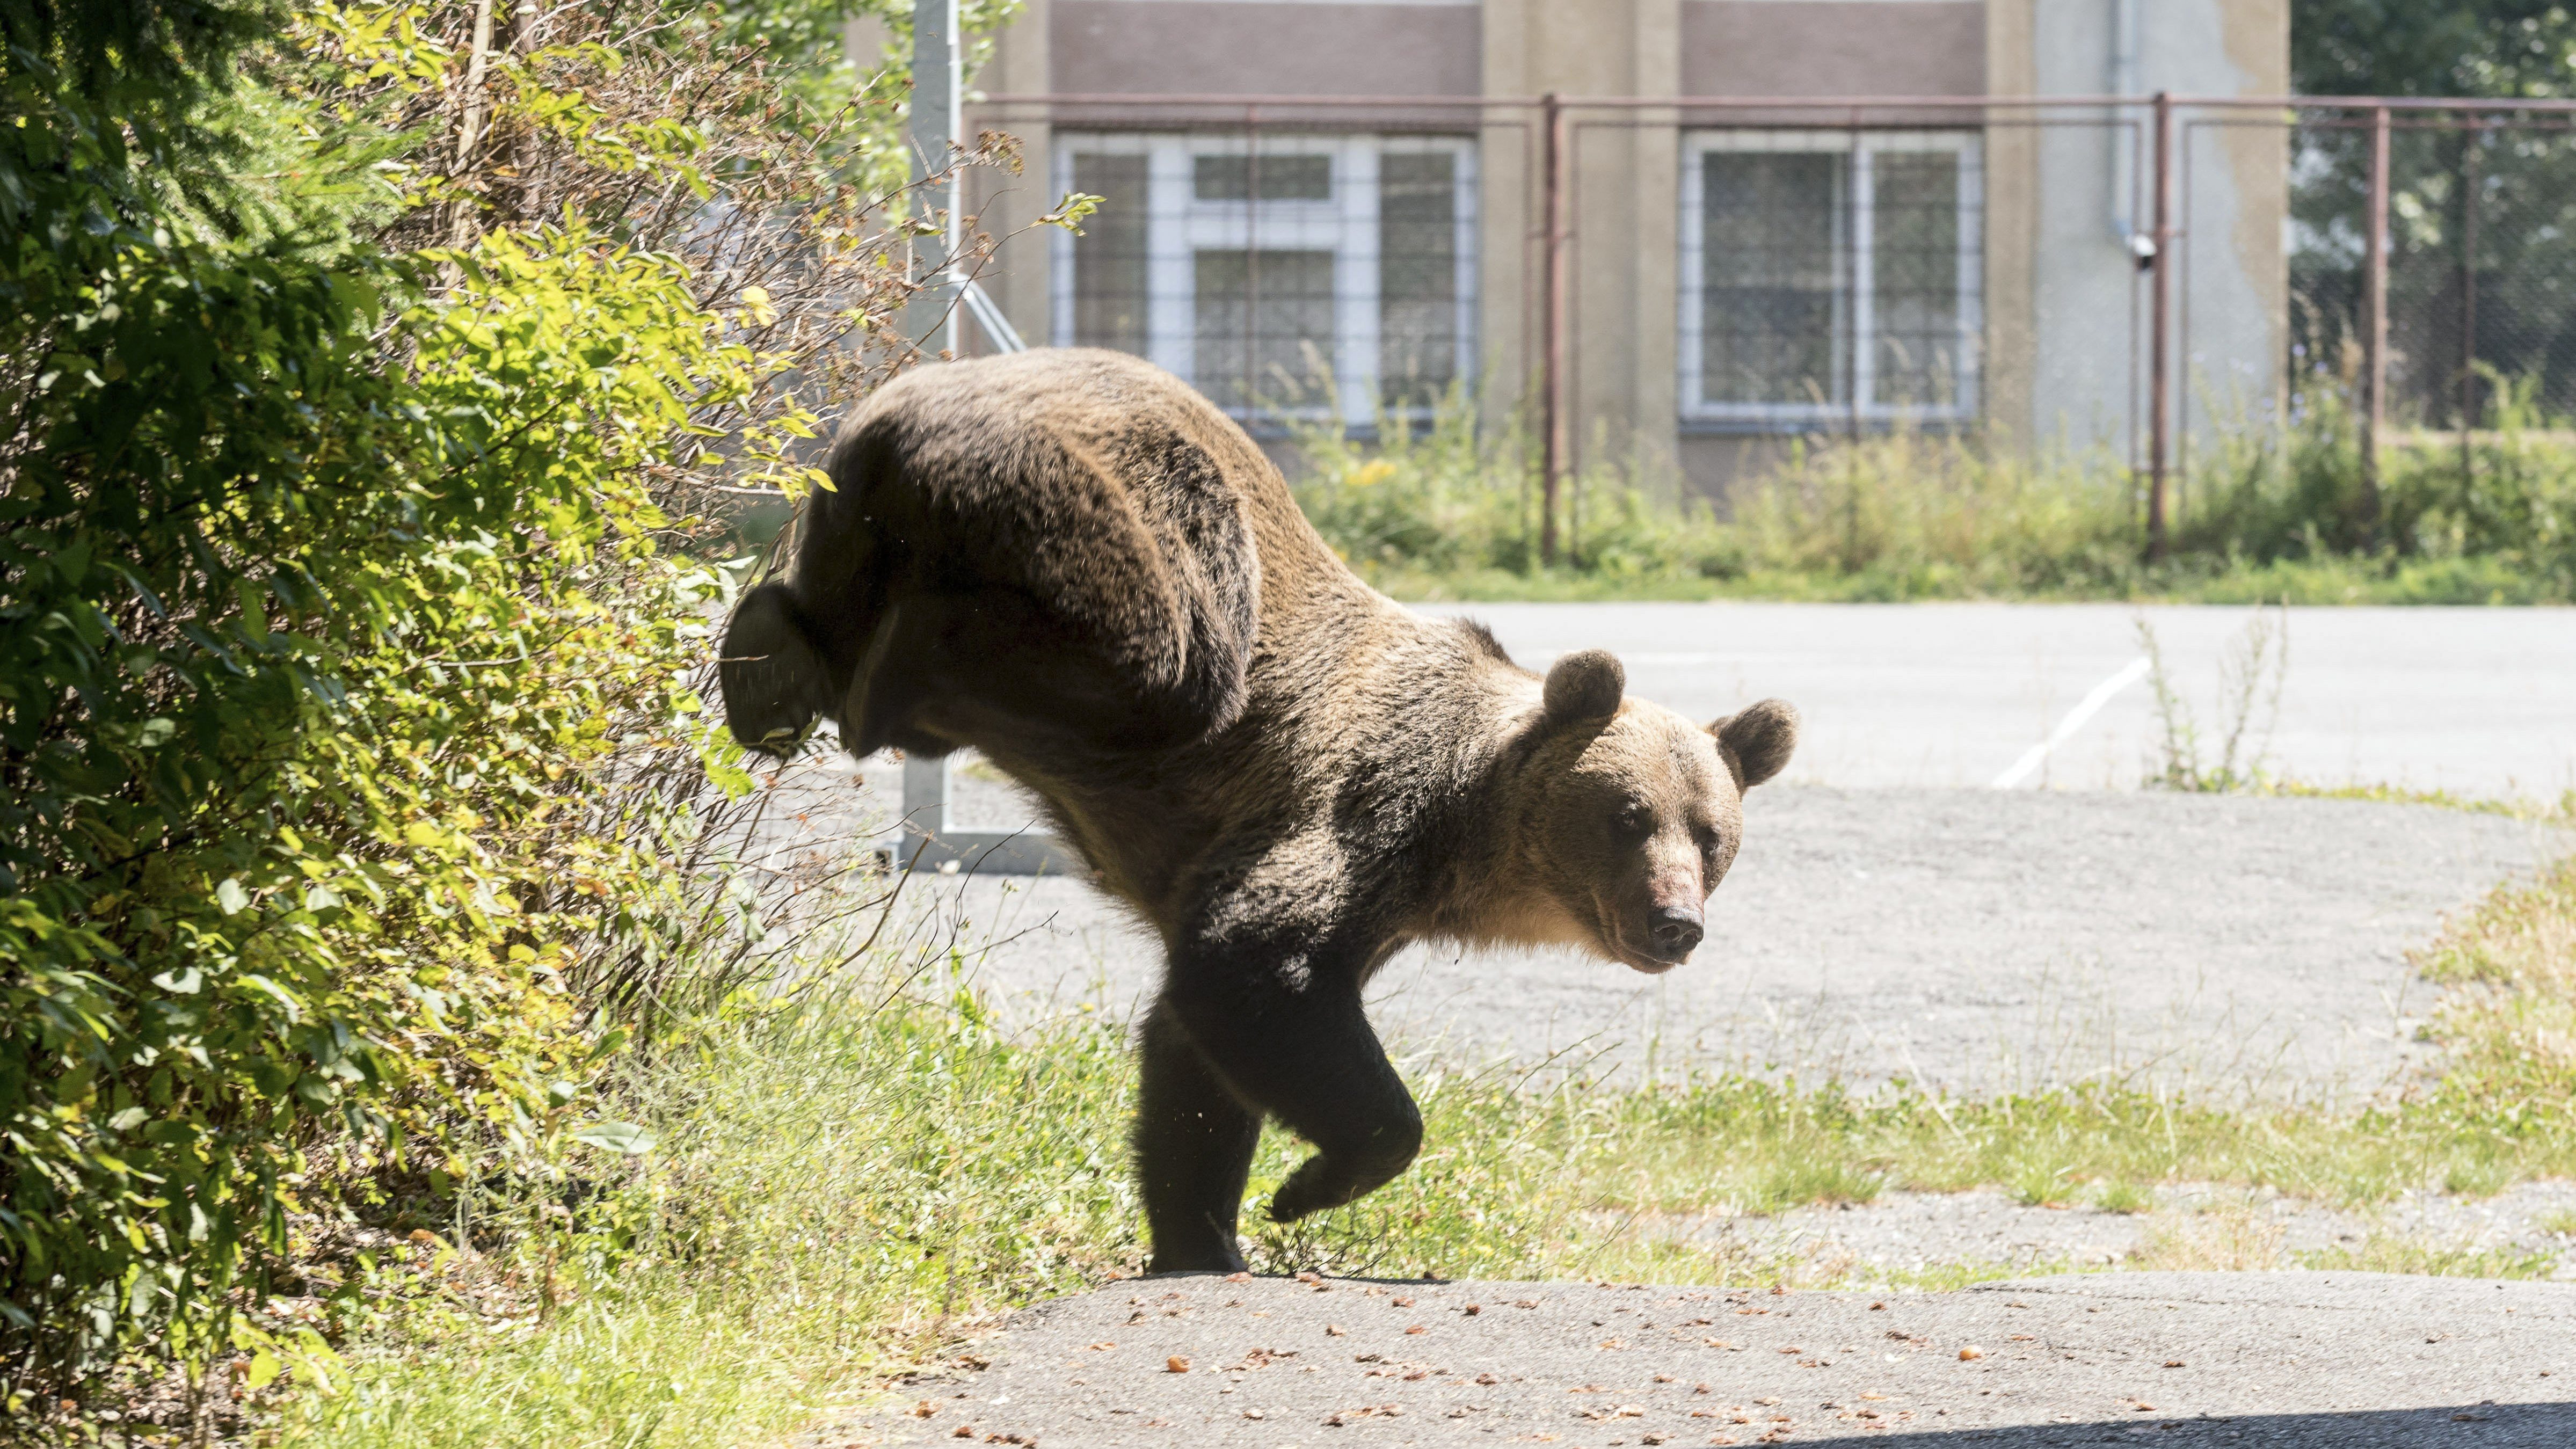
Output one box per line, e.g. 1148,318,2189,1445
1710,698,1799,789
1542,649,1626,724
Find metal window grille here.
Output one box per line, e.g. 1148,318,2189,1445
1677,129,1985,429
1052,131,1479,427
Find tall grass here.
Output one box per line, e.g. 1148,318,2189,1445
1287,381,2576,602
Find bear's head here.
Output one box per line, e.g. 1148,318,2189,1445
1514,649,1796,975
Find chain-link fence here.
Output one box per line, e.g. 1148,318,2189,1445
2271,104,2576,432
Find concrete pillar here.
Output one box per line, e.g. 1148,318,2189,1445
966,0,1053,352
1983,0,2040,450
1489,0,1679,507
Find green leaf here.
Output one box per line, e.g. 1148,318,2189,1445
572,1120,656,1155
214,879,250,915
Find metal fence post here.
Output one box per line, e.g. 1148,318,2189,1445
2145,91,2173,564
1539,90,1568,567
907,0,962,358
2361,103,2391,536
2459,114,2480,488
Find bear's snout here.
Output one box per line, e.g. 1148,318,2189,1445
1647,903,1704,960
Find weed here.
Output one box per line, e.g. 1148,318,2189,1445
2093,1181,2157,1215
2294,1236,2559,1279
2139,603,2289,792
2129,1203,2287,1272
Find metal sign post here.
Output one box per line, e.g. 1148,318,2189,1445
907,0,962,357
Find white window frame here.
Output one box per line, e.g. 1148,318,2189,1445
1052,131,1479,428
1678,128,1984,429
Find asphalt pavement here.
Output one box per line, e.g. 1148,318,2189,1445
837,1271,2576,1448
1421,602,2576,799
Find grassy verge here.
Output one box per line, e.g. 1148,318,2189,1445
270,845,2576,1447
1352,552,2566,606
1287,385,2576,605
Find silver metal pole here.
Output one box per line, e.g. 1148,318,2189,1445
908,0,962,356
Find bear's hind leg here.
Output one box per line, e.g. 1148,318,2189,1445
1164,964,1422,1226
1135,1004,1262,1275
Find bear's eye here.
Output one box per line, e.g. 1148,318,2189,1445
1613,801,1653,839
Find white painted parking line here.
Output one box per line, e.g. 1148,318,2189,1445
1991,656,2153,789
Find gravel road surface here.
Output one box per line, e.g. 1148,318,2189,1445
809,786,2568,1099
838,1271,2576,1448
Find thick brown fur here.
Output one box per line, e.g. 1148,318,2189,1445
718,349,1798,1273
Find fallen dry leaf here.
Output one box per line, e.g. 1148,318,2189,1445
1959,1346,1984,1360
1406,1325,1427,1335
1326,1324,1345,1336
1087,1342,1114,1351
2164,1360,2185,1368
1165,1356,1190,1373
1465,1304,1482,1315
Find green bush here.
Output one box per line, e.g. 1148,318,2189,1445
0,1,856,1403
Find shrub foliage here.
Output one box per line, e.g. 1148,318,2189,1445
0,0,1028,1407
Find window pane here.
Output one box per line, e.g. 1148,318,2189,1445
1701,151,1847,406
1872,151,1962,409
1071,153,1148,354
1379,151,1457,410
1194,153,1333,202
1193,249,1337,414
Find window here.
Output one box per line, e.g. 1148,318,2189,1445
1055,133,1478,426
1679,130,1983,428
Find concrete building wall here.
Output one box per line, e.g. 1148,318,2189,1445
946,0,2288,501
1678,2,1985,97
1488,0,1684,496
2015,0,2289,460
1051,1,1481,96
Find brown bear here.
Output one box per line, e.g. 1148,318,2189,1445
720,348,1797,1274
